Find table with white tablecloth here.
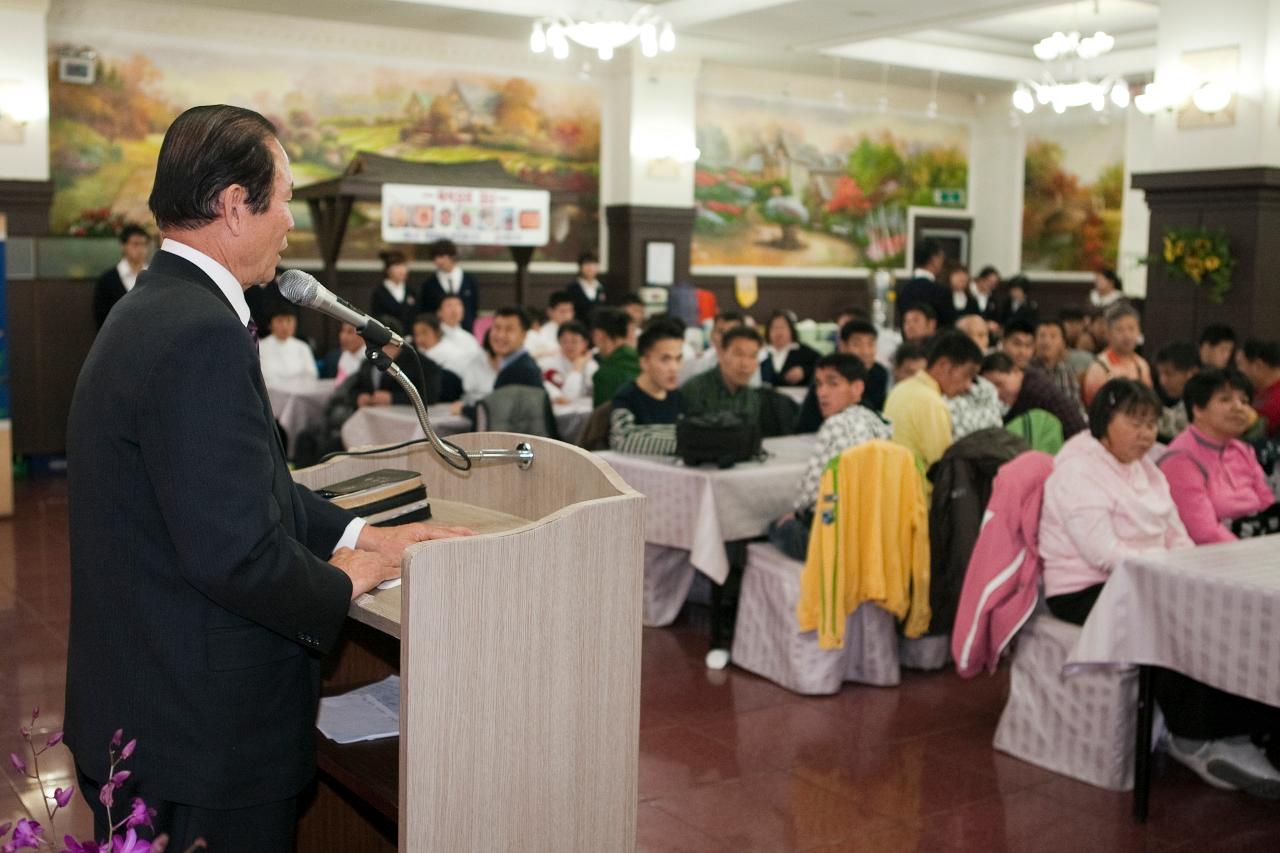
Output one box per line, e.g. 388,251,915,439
266,378,337,456
598,434,814,626
776,386,808,406
340,399,594,449
1064,536,1280,820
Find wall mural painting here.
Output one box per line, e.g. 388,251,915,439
1021,119,1125,272
692,92,970,270
46,34,601,262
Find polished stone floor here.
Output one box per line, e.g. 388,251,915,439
2,477,1278,851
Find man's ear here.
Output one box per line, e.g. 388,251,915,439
219,184,248,235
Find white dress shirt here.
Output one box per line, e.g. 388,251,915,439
437,267,464,294
764,343,798,376
159,238,364,552
422,338,469,375
538,352,597,401
259,335,319,386
911,268,936,281
969,285,991,313
334,349,364,384
441,323,483,356
382,278,407,303
457,350,498,404
576,278,601,301
117,257,144,292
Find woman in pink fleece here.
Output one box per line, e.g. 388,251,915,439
1041,378,1280,799
1158,369,1275,544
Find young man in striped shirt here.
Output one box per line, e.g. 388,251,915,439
608,320,686,455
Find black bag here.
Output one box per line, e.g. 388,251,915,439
676,412,762,469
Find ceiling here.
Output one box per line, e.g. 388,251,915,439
138,0,1162,90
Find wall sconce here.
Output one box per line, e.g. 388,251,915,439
632,127,700,178
0,79,45,145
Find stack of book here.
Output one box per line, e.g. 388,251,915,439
316,469,430,526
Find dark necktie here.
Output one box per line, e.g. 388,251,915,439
246,320,259,355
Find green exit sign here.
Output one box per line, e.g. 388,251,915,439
933,188,966,207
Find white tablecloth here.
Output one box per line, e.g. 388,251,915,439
267,378,337,456
777,386,808,405
597,434,815,584
1066,536,1280,709
340,400,594,449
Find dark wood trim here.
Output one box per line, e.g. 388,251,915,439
0,179,54,236
605,205,695,304
1132,167,1280,194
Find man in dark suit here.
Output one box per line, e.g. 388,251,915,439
92,223,151,328
895,238,954,329
566,250,606,322
420,238,478,332
66,105,470,852
488,306,543,389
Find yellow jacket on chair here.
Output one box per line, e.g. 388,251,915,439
797,440,931,649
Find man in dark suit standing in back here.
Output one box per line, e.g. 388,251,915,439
895,238,954,329
566,250,607,322
420,238,478,332
66,105,471,852
92,223,151,328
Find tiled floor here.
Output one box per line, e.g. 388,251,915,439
3,477,1279,851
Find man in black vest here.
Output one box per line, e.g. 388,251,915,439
895,238,954,328
92,223,151,328
66,104,470,851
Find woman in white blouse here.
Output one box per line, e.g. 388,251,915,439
258,307,318,387
370,249,418,332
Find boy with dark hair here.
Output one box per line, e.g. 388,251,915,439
1000,319,1036,370
93,223,151,328
770,353,892,559
608,321,686,455
891,341,928,385
682,325,763,423
1155,342,1201,440
567,251,606,321
796,319,889,432
591,307,640,407
901,303,938,343
1032,319,1086,415
981,352,1087,438
897,238,953,327
884,330,984,476
1199,324,1237,370
1237,339,1280,437
422,238,478,331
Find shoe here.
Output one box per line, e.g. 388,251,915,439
1205,737,1280,799
1168,735,1280,799
1165,736,1239,791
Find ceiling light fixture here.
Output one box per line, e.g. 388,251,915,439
1032,30,1115,62
530,6,675,62
1011,22,1128,115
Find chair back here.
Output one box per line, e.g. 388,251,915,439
476,386,558,439
578,402,614,450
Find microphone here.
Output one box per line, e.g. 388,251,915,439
277,269,404,349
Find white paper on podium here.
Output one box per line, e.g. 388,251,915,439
316,674,401,744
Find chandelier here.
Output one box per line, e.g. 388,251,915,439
530,7,675,61
1012,27,1127,114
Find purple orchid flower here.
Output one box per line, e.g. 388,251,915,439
123,798,155,830
110,730,122,749
54,785,76,808
120,740,136,761
47,732,64,748
10,819,43,849
110,829,151,853
8,753,25,774
60,837,102,853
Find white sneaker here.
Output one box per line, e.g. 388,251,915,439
1169,735,1280,799
1165,736,1239,791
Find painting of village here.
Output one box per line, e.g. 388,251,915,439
46,31,601,262
1021,118,1125,272
693,92,970,269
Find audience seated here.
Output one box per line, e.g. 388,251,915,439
1082,303,1152,405
1041,378,1280,798
370,249,419,334
1154,342,1200,441
896,238,954,327
682,326,763,422
319,322,364,384
526,291,576,360
1237,339,1280,437
347,320,439,408
884,330,983,477
1058,308,1098,374
901,303,939,344
258,306,318,387
1032,319,1087,415
1083,306,1108,355
1159,369,1276,544
841,321,890,412
484,306,542,390
981,352,1087,438
760,310,820,387
999,319,1036,370
591,307,640,407
540,320,597,404
949,321,1005,439
1089,267,1126,310
621,294,647,345
891,341,928,386
681,310,763,388
954,314,990,354
409,314,463,403
436,292,483,359
1199,324,1238,370
769,353,892,560
608,321,685,455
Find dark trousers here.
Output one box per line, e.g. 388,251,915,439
76,764,297,852
1047,584,1280,743
767,509,813,562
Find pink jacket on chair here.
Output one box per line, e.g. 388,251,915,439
951,451,1055,678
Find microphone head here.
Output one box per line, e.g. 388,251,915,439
277,269,321,307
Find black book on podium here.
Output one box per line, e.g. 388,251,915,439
316,468,431,526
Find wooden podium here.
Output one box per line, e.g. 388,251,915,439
291,433,644,852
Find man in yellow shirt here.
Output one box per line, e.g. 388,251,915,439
884,330,984,473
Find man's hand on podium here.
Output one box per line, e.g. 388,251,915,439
330,547,401,599
356,522,478,564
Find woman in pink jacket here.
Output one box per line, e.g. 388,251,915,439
1158,369,1275,544
1041,378,1280,798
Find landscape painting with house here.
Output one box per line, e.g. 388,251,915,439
46,30,601,262
693,92,970,269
